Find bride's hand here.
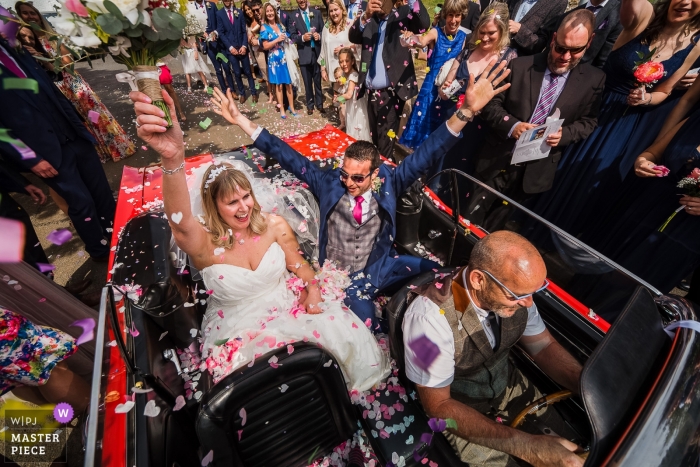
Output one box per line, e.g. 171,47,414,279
303,286,324,314
211,87,243,126
131,90,184,160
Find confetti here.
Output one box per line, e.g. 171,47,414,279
114,401,135,413
201,449,214,466
88,110,100,123
46,229,72,246
199,118,212,130
239,407,247,426
3,77,39,94
173,395,186,411
71,318,96,345
408,334,440,371
216,52,229,63
0,218,23,262
280,384,289,393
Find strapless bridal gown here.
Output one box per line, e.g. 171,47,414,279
199,242,390,391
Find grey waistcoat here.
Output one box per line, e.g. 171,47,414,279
326,192,381,274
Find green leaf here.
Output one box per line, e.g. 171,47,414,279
152,8,171,29
103,0,125,20
213,337,229,345
125,27,142,37
636,51,645,59
0,14,13,24
216,52,229,63
445,418,458,430
169,12,187,30
96,13,123,35
29,22,41,31
143,27,159,41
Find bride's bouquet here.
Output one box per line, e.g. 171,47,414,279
52,0,189,126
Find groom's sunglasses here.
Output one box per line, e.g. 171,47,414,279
340,169,371,184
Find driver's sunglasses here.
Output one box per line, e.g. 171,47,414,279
479,269,549,300
252,7,261,12
339,169,371,184
552,41,587,55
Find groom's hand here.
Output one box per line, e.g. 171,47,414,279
462,58,511,114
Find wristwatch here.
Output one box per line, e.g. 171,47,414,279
455,108,474,122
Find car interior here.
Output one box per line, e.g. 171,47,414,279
98,152,684,467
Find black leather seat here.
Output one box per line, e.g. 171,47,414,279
580,287,668,465
195,343,357,467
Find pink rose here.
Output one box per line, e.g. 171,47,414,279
690,167,700,180
634,61,664,84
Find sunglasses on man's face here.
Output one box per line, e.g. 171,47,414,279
552,41,587,55
479,269,550,301
339,169,371,184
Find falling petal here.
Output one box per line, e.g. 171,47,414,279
70,318,96,345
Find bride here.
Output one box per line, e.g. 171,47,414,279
130,91,389,391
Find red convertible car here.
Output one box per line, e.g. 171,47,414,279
84,126,700,467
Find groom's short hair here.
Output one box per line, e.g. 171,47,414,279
345,141,381,172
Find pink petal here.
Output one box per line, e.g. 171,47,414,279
70,318,96,345
65,0,89,17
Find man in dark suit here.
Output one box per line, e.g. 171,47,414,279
179,63,510,328
0,39,116,261
348,0,430,159
289,0,325,115
529,0,622,68
470,10,605,230
218,0,259,103
204,0,238,96
506,0,567,54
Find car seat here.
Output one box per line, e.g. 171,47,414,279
195,343,357,467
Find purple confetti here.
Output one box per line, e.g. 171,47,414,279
71,318,96,345
428,418,447,432
47,229,73,246
408,334,440,371
37,263,56,273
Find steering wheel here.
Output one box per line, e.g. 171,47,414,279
509,390,589,461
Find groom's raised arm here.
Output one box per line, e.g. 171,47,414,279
210,88,324,196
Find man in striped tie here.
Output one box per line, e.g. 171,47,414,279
467,9,606,231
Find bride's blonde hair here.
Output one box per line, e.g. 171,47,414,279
201,163,268,248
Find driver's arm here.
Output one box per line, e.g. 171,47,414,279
519,328,582,395
418,384,541,461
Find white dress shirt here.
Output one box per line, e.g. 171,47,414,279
582,0,608,13
402,277,546,388
508,68,570,137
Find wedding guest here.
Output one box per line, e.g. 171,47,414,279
333,50,358,130
0,37,115,261
204,0,238,97
468,10,605,231
15,2,136,163
1,306,90,414
432,3,517,191
348,0,431,159
505,0,566,54
436,0,481,32
319,0,358,91
529,0,623,68
207,59,512,328
243,1,268,85
180,35,211,93
218,0,259,103
260,2,298,117
186,0,214,88
290,0,326,114
399,0,469,149
338,48,372,141
599,108,700,294
530,0,700,244
658,71,700,137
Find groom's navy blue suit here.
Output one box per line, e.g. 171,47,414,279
254,123,461,326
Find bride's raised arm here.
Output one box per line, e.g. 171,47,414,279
130,90,208,258
269,215,325,314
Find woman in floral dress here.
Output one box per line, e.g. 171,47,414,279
0,306,89,413
16,2,136,163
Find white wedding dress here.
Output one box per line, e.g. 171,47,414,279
199,242,390,391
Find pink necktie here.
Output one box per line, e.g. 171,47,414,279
353,196,363,225
227,9,234,23
0,46,27,78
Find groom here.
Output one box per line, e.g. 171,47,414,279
210,62,511,329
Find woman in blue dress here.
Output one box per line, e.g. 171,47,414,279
596,108,700,293
530,0,700,242
260,2,298,119
398,0,468,149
